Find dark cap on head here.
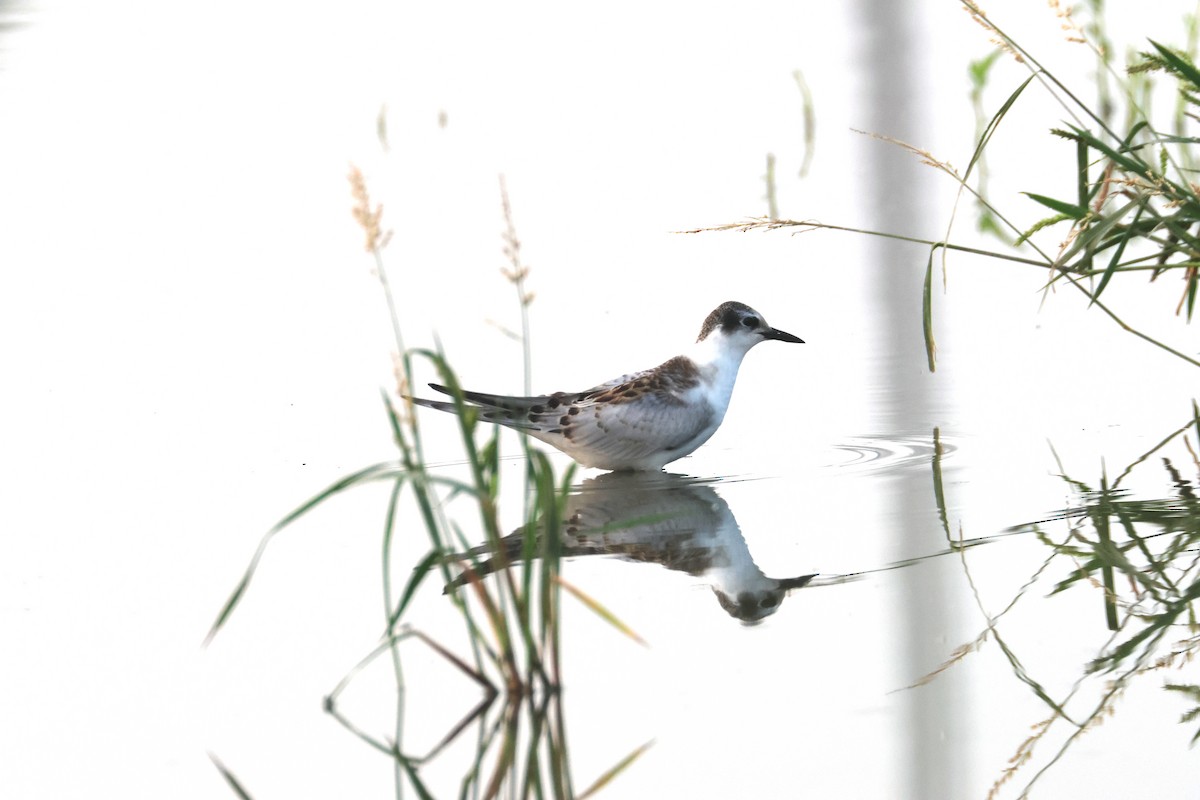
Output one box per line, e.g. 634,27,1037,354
696,301,803,344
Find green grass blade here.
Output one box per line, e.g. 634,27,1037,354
381,389,409,455
1075,136,1088,209
1054,195,1144,269
204,460,480,645
1056,125,1155,182
208,753,254,800
204,537,270,647
1023,192,1089,220
1193,400,1200,444
1186,268,1199,321
964,73,1036,182
555,575,647,647
409,628,495,692
1091,198,1148,304
1151,40,1200,90
931,427,951,540
1088,613,1172,674
1112,501,1173,598
1092,479,1125,632
577,739,656,799
1075,137,1095,277
395,754,437,800
381,475,408,632
272,460,403,533
388,548,444,630
922,249,937,373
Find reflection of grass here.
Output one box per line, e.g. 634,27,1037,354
698,3,1200,372
923,405,1200,798
205,168,647,798
1002,406,1200,795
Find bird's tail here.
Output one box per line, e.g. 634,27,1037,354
406,383,546,430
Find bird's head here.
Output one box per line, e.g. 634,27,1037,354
695,301,804,357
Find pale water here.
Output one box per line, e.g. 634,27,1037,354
3,2,1198,798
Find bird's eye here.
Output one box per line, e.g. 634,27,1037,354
742,316,759,328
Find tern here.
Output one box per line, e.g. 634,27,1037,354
409,301,803,470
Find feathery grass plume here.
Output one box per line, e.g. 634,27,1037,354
1165,682,1200,746
903,630,989,691
1048,0,1088,46
499,174,534,396
348,164,406,380
348,164,390,254
986,716,1052,800
961,0,1024,64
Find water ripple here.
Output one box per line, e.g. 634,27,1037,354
824,433,957,475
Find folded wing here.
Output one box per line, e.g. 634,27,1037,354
410,356,713,469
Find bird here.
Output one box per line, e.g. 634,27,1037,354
408,300,803,471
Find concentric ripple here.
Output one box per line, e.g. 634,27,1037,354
824,433,959,475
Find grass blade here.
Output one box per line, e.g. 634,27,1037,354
388,548,443,630
965,73,1036,181
1053,195,1144,270
931,427,951,540
395,754,437,800
555,575,647,647
1090,198,1148,305
1023,192,1089,220
923,248,937,372
577,739,656,800
1151,40,1200,90
204,460,429,645
209,753,254,800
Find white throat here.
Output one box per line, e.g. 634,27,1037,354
688,332,756,405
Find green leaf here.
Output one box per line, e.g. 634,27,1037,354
209,753,255,800
967,48,1005,90
1186,269,1199,322
1056,195,1144,268
1023,192,1089,220
1063,125,1155,180
556,575,648,647
203,459,408,645
1151,40,1200,90
388,547,443,629
931,427,950,540
965,73,1036,182
923,249,937,373
577,739,656,799
1091,197,1148,304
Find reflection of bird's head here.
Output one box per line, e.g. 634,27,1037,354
712,574,816,624
713,587,786,624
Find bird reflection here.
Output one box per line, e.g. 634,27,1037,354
444,471,815,622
